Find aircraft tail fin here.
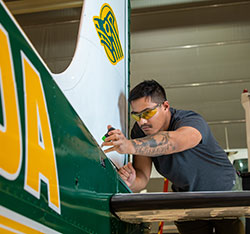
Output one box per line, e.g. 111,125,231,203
53,1,129,168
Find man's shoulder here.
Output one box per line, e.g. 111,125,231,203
169,108,207,131
171,108,200,118
171,108,205,123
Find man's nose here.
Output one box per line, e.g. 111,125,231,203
138,117,147,125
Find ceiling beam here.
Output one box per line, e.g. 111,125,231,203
131,0,211,9
4,0,249,15
5,0,83,15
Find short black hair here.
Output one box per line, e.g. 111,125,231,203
128,80,167,104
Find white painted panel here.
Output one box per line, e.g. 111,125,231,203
53,0,128,168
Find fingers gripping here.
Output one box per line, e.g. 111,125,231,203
101,126,130,154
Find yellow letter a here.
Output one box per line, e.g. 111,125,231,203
22,53,60,214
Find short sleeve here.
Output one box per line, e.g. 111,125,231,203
175,111,209,144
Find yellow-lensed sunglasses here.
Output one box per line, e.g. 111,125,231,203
131,104,161,121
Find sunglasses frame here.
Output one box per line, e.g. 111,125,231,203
131,103,162,121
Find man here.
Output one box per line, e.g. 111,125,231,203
102,80,244,234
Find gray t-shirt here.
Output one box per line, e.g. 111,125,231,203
131,108,236,192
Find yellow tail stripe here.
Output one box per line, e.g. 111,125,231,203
0,215,43,234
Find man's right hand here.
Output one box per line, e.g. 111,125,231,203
118,162,136,188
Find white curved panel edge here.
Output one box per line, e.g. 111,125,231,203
53,0,129,168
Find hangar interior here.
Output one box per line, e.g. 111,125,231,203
3,0,250,233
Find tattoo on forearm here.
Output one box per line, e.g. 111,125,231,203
132,131,176,156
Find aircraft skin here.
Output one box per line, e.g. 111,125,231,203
53,0,130,169
0,0,146,233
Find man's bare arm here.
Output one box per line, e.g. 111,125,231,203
131,155,152,192
118,155,152,192
102,126,201,156
131,126,202,157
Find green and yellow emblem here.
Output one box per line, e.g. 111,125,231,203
93,4,124,65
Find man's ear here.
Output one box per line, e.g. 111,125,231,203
163,101,169,110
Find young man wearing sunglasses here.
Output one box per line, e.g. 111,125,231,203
102,80,243,234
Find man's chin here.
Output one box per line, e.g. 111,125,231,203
142,128,155,135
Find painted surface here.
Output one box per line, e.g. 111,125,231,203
0,0,145,233
53,0,129,169
93,3,124,65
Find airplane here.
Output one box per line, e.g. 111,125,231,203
1,0,250,233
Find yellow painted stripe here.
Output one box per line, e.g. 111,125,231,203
0,215,44,234
0,226,16,234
